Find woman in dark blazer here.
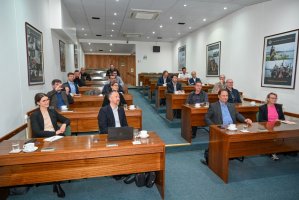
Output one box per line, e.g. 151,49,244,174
102,81,126,107
30,93,70,198
258,92,285,161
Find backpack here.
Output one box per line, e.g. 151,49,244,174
123,172,156,188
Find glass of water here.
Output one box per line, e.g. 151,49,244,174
133,129,139,141
242,124,248,131
123,104,128,110
12,141,20,152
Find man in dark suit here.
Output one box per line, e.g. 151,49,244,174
98,91,128,134
226,79,242,103
188,71,201,85
47,79,74,109
63,72,79,95
201,89,252,165
157,70,171,86
167,75,182,93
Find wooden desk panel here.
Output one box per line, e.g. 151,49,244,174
181,103,259,143
79,86,102,94
165,93,219,121
208,122,299,183
70,94,133,108
0,133,165,199
59,107,142,132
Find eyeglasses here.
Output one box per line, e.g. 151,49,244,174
41,99,49,102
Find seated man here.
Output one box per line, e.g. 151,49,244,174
225,79,242,103
157,70,171,86
74,70,86,87
178,67,191,80
167,75,182,93
106,64,120,77
201,89,252,165
98,91,128,134
47,79,74,109
102,74,124,95
211,74,226,93
80,67,91,81
188,71,201,85
185,82,208,138
64,72,79,95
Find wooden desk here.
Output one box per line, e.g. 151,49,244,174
208,122,299,183
59,107,142,132
85,80,108,86
181,103,259,142
0,133,165,199
155,85,214,109
78,86,102,94
166,93,219,120
70,94,133,108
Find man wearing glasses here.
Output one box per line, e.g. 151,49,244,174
225,79,242,103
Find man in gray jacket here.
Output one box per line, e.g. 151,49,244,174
47,79,74,109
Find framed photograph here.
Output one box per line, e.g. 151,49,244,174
25,22,44,85
59,40,66,72
261,30,298,89
178,45,186,70
206,41,221,77
74,44,78,69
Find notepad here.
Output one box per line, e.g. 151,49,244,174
280,120,296,125
44,135,64,142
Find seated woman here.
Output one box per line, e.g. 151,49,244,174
102,80,127,107
258,92,285,161
30,93,70,198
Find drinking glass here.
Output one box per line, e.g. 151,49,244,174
133,129,139,142
205,102,209,107
123,104,128,110
12,141,20,152
242,124,248,131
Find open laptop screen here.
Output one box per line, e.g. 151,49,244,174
107,126,133,141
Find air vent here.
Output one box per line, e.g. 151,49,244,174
99,50,103,51
96,34,102,37
92,17,100,20
157,36,162,40
123,33,142,38
178,22,185,25
130,9,161,20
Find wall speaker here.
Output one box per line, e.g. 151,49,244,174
153,46,160,52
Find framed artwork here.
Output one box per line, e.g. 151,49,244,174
206,41,221,77
25,22,44,85
178,45,186,70
261,30,298,89
59,40,66,72
74,44,78,69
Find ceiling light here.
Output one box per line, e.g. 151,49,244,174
130,9,161,20
109,43,113,46
110,34,113,37
90,49,93,51
152,31,155,34
88,42,91,45
146,36,150,39
112,29,114,32
184,4,187,7
224,7,227,10
123,33,142,38
203,18,206,22
114,12,117,16
170,16,173,20
160,25,163,28
81,28,85,31
178,32,181,35
84,33,87,36
189,27,192,29
116,0,119,2
109,49,112,52
112,22,115,25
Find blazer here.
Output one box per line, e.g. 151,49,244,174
30,108,70,138
188,77,201,85
185,91,208,104
167,81,182,93
258,103,285,122
47,90,74,109
102,92,127,107
205,101,246,126
98,105,128,134
227,88,242,103
102,84,124,95
157,76,171,86
63,81,79,94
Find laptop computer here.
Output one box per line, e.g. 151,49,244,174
107,126,133,141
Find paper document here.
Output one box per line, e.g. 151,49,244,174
44,135,64,142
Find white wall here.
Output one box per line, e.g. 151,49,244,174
0,0,78,137
172,0,299,113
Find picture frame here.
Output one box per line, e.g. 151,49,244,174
261,29,298,89
178,45,186,70
25,22,44,85
59,40,66,72
206,41,221,77
74,44,78,69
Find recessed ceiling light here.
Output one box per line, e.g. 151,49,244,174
160,25,163,28
203,18,206,22
178,32,181,35
88,42,91,45
224,7,227,10
112,22,115,25
146,36,150,39
152,31,155,34
109,49,112,52
183,4,187,7
112,29,114,32
81,28,85,31
189,27,192,29
109,43,113,46
170,16,173,20
116,0,119,2
90,49,93,51
84,33,87,36
110,34,113,37
114,12,117,16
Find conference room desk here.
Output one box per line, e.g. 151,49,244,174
208,121,299,183
85,80,108,86
181,103,259,143
78,86,102,94
165,93,219,120
59,107,142,132
69,94,133,108
0,133,165,199
155,85,214,109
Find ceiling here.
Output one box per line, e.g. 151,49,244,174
62,0,269,53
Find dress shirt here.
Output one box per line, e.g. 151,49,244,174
68,81,76,94
186,91,208,104
112,106,121,127
178,72,191,79
220,101,233,125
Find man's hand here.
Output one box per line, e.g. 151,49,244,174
244,118,252,125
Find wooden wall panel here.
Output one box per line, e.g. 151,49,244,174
85,55,136,85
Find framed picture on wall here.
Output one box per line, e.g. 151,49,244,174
59,40,66,72
74,44,78,69
178,45,186,70
25,22,44,85
206,41,221,77
261,30,298,89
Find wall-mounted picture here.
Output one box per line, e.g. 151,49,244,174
206,41,221,77
178,45,186,70
25,22,44,85
59,40,66,72
74,44,78,69
261,30,298,89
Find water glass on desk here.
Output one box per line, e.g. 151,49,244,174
133,129,139,142
123,104,128,110
12,141,20,152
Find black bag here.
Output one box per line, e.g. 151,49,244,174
123,172,156,188
9,186,30,195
